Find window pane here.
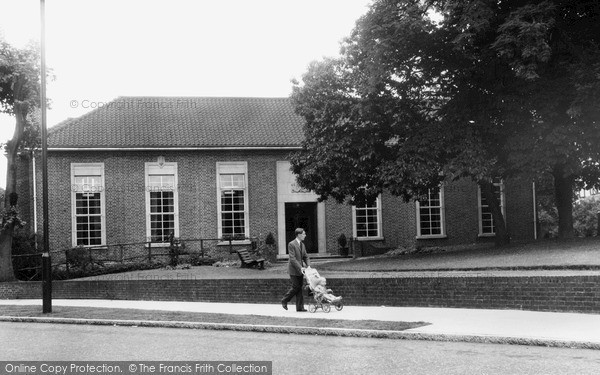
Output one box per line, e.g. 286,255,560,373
74,176,103,193
149,189,175,242
219,172,246,238
220,174,244,189
148,175,175,191
354,200,380,238
74,187,103,246
419,189,443,236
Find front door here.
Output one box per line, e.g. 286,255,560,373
285,202,318,253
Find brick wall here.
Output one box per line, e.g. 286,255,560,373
442,179,481,245
21,150,535,255
382,178,536,249
32,150,288,251
325,201,353,254
3,275,599,314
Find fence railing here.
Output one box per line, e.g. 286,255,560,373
12,235,259,281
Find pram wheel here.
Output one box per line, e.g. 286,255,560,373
308,303,317,313
323,303,331,313
335,303,343,311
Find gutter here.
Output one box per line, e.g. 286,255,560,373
32,154,38,249
532,181,537,240
48,146,302,151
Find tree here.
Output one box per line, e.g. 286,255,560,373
290,58,447,206
0,38,43,281
290,0,600,244
572,198,600,237
485,0,600,238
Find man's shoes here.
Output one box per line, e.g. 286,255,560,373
281,300,288,310
297,308,308,312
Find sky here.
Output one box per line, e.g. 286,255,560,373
0,0,372,188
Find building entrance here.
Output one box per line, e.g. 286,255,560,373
284,202,318,253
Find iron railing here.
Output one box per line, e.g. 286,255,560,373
12,235,259,281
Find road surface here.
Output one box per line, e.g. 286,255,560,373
1,322,599,374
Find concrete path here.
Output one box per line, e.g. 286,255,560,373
1,299,599,349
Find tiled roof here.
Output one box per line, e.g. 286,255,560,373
48,96,305,149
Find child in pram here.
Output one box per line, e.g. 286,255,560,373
302,266,343,312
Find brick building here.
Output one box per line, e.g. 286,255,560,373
20,96,536,257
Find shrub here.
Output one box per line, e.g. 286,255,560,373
265,232,276,245
188,252,216,266
66,245,95,271
337,234,349,256
52,261,164,280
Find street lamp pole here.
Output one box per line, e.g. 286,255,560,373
40,0,52,314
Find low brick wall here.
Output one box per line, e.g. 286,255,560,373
2,275,599,314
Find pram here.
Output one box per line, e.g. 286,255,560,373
302,266,343,313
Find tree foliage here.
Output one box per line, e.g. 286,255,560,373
290,0,600,242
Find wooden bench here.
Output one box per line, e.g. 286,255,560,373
236,249,265,270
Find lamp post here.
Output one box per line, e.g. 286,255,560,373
40,0,52,314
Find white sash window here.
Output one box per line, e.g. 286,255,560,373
416,187,446,238
146,162,179,243
217,162,249,239
71,163,106,247
353,196,383,239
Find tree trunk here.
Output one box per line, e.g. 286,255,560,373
0,150,18,281
479,180,510,246
0,85,26,282
0,150,19,281
553,167,574,239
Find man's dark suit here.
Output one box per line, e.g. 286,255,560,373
281,239,311,311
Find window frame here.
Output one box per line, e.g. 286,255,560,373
216,161,250,243
145,162,179,245
71,163,106,247
478,179,506,237
415,186,447,239
352,195,383,240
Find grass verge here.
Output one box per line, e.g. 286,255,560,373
320,237,600,272
0,305,429,332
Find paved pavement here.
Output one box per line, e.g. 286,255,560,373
1,299,599,350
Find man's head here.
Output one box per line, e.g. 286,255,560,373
295,228,306,241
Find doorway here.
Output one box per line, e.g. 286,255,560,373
285,202,318,253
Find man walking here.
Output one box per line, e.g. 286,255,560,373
281,228,311,312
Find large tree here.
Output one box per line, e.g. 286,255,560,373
290,0,600,243
0,38,43,281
